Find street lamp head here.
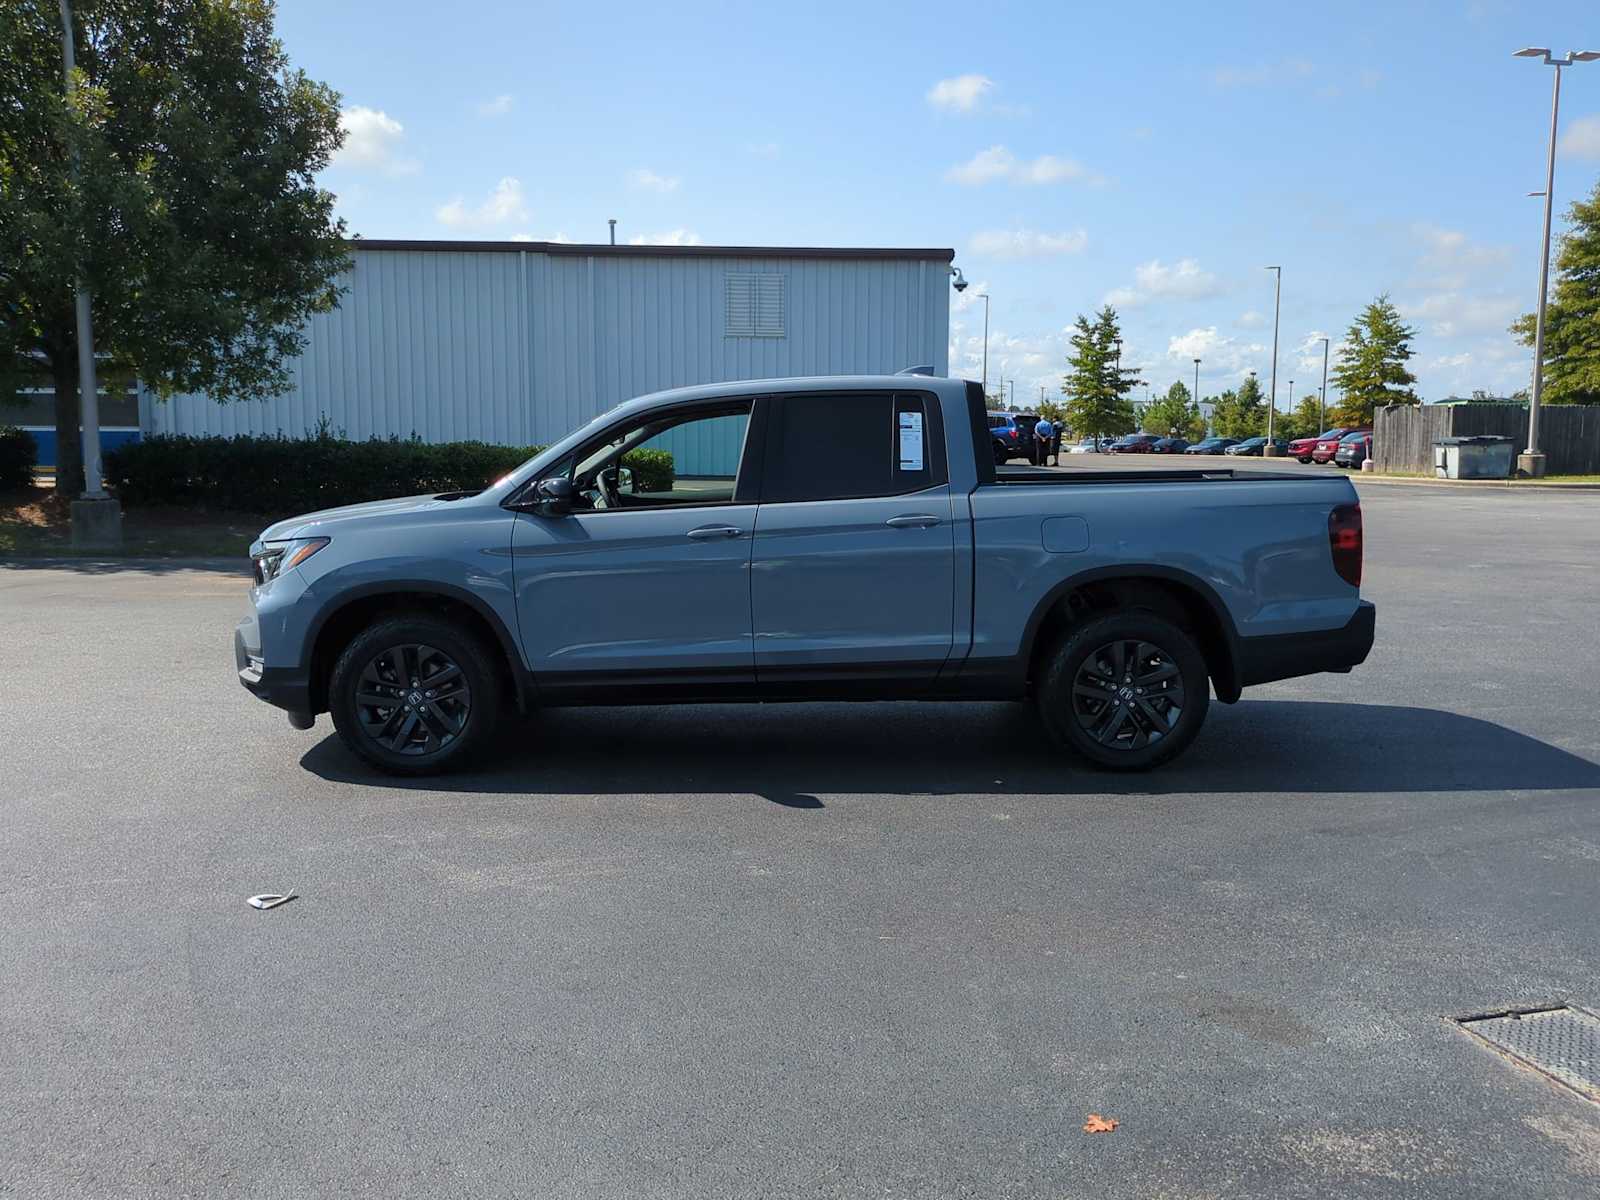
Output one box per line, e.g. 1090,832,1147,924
1513,47,1551,59
949,266,968,292
1572,51,1600,63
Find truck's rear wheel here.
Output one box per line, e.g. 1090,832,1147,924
1035,611,1209,770
329,614,501,775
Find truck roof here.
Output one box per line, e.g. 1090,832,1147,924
613,374,970,419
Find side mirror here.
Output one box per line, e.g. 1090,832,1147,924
533,476,575,516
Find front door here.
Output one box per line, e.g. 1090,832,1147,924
511,400,759,691
750,391,956,689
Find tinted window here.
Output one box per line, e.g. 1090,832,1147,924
763,393,945,503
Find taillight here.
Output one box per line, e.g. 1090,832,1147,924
1329,503,1362,587
1009,429,1017,439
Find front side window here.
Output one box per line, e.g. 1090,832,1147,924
550,402,753,512
761,393,946,504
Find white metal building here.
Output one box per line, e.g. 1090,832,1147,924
141,240,954,454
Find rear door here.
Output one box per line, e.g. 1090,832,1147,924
750,391,956,689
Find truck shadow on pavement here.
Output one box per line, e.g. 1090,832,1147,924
299,699,1600,802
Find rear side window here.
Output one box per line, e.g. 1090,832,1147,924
762,392,946,503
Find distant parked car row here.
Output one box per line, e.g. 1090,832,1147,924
1043,426,1376,467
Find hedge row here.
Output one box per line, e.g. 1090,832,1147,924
104,432,674,512
0,426,38,491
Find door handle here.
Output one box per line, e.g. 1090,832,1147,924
885,514,940,528
686,525,742,540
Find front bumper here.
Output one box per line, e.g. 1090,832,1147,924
1236,600,1376,688
235,622,313,714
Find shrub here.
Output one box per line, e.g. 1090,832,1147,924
103,431,677,512
0,426,39,490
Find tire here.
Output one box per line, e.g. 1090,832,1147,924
993,443,1009,466
1298,456,1313,464
1034,611,1210,771
329,612,503,775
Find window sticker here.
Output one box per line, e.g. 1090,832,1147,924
898,411,924,471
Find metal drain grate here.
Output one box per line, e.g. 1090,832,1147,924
1456,1005,1600,1102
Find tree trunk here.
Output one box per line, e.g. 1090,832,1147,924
52,346,84,496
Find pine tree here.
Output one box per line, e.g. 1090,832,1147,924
1330,295,1419,425
1511,180,1600,404
1062,305,1139,441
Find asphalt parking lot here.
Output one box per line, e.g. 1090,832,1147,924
4,479,1599,1198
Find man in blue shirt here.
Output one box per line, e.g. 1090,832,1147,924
1033,417,1056,466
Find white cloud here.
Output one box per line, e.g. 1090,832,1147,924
435,177,529,230
1237,310,1265,329
1104,259,1223,307
476,94,514,118
1400,291,1520,338
1165,327,1267,377
331,106,419,175
1558,114,1600,159
969,229,1089,259
628,229,703,246
927,74,994,112
1211,59,1316,88
628,167,681,193
946,145,1101,186
510,231,575,244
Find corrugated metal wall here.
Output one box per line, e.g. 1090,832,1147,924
145,246,950,464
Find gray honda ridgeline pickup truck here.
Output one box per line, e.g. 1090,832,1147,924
237,376,1374,774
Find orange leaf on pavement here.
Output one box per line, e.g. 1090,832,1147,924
1083,1114,1118,1134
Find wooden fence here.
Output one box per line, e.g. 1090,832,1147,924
1374,403,1600,475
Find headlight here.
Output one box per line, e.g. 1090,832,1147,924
253,537,329,585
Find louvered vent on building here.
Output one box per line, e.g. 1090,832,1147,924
725,273,785,337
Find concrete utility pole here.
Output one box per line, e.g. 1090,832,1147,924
1513,47,1600,477
1317,337,1330,434
58,0,120,546
1263,266,1283,455
1193,357,1202,433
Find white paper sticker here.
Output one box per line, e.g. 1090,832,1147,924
898,411,924,471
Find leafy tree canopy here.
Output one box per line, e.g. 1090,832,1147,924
0,0,350,491
1212,375,1267,439
1061,305,1139,440
1511,179,1600,405
1330,294,1419,425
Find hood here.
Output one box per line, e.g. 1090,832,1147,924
257,493,463,542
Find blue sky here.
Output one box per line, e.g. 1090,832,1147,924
284,0,1600,410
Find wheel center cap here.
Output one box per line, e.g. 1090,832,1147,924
408,691,423,705
1118,686,1134,700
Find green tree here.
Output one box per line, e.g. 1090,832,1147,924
1,0,350,493
1330,295,1419,426
1141,380,1194,436
1212,375,1267,439
1061,305,1139,441
1281,392,1328,442
1511,180,1600,404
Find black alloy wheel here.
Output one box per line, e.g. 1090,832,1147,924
328,613,501,775
1070,638,1184,752
1035,611,1210,770
355,643,471,756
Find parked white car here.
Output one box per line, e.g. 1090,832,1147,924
1067,436,1110,454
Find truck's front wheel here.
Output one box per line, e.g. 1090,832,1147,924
329,613,502,775
1035,612,1210,770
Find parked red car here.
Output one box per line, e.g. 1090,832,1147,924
1290,427,1352,463
1108,433,1161,454
1312,427,1369,463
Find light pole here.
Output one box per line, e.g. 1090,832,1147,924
1263,266,1282,454
57,0,120,546
1317,336,1330,434
978,293,991,400
1193,357,1202,433
1513,47,1600,477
